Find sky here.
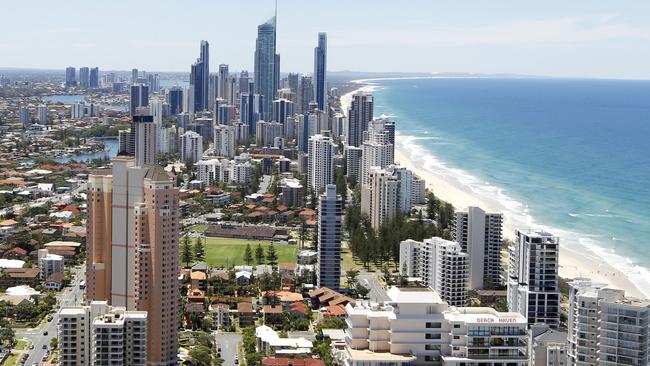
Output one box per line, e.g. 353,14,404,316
2,0,650,79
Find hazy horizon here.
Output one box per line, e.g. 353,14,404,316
2,0,650,79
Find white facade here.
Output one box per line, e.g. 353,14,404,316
196,157,253,186
508,230,560,328
361,167,398,229
317,185,342,290
38,104,48,125
344,145,363,183
566,278,650,366
342,287,528,366
360,124,393,186
399,238,469,306
411,174,426,204
180,130,203,163
38,248,64,280
58,301,147,366
453,207,504,290
214,124,236,158
307,133,334,193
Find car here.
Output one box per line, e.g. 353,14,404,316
43,344,47,350
47,315,53,322
43,330,48,335
29,344,34,349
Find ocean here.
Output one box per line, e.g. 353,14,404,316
370,78,650,295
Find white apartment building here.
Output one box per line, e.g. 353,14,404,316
412,174,426,204
196,157,253,186
529,324,568,366
567,278,650,366
453,207,504,290
214,124,236,158
38,248,64,280
58,301,147,366
342,287,528,366
400,238,469,306
307,133,334,193
360,124,394,186
508,229,560,328
361,167,399,229
180,130,203,163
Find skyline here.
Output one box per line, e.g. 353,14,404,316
1,1,650,79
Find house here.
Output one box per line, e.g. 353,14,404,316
318,304,347,319
289,302,309,319
44,272,65,291
236,271,252,286
187,288,206,303
297,250,318,265
210,303,232,329
278,263,297,280
237,302,256,327
255,325,313,356
191,261,209,273
263,305,284,324
190,271,207,291
0,219,18,239
275,291,304,309
308,287,354,309
4,247,28,259
0,268,40,289
184,302,205,324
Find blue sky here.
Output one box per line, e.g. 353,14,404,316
2,0,650,78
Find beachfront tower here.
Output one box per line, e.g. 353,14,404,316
507,229,561,328
453,206,504,290
347,93,373,147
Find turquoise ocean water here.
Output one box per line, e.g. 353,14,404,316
370,78,650,295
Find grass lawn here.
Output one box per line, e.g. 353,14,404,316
1,352,20,366
13,339,29,350
204,237,298,268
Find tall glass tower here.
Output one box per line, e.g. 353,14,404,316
313,32,327,111
254,16,279,121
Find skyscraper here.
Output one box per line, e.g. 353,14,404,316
130,84,149,116
131,68,139,83
190,40,210,112
347,93,373,147
272,98,294,130
307,133,334,193
254,16,279,120
317,184,342,290
297,75,313,114
86,119,179,364
89,67,99,88
359,121,394,185
134,115,157,166
218,64,229,101
361,167,399,229
313,32,327,111
38,104,48,125
453,206,503,290
167,87,183,115
508,229,561,328
180,131,203,163
79,67,90,87
65,67,77,87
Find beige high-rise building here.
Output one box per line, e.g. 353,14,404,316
86,132,179,365
361,167,399,229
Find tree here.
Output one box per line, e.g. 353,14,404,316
194,237,206,262
0,320,14,347
243,244,254,266
50,337,58,349
266,242,278,266
188,345,213,366
345,270,359,289
356,284,370,298
255,243,265,265
181,235,193,267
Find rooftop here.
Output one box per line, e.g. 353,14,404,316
345,348,417,362
386,286,443,304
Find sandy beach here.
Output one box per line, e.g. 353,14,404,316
341,83,646,299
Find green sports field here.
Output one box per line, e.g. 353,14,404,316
204,237,299,268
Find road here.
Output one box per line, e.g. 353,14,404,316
358,272,390,302
257,175,271,195
15,265,86,365
215,332,243,366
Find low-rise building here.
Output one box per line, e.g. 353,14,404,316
342,287,528,366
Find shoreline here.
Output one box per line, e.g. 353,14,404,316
340,82,646,299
